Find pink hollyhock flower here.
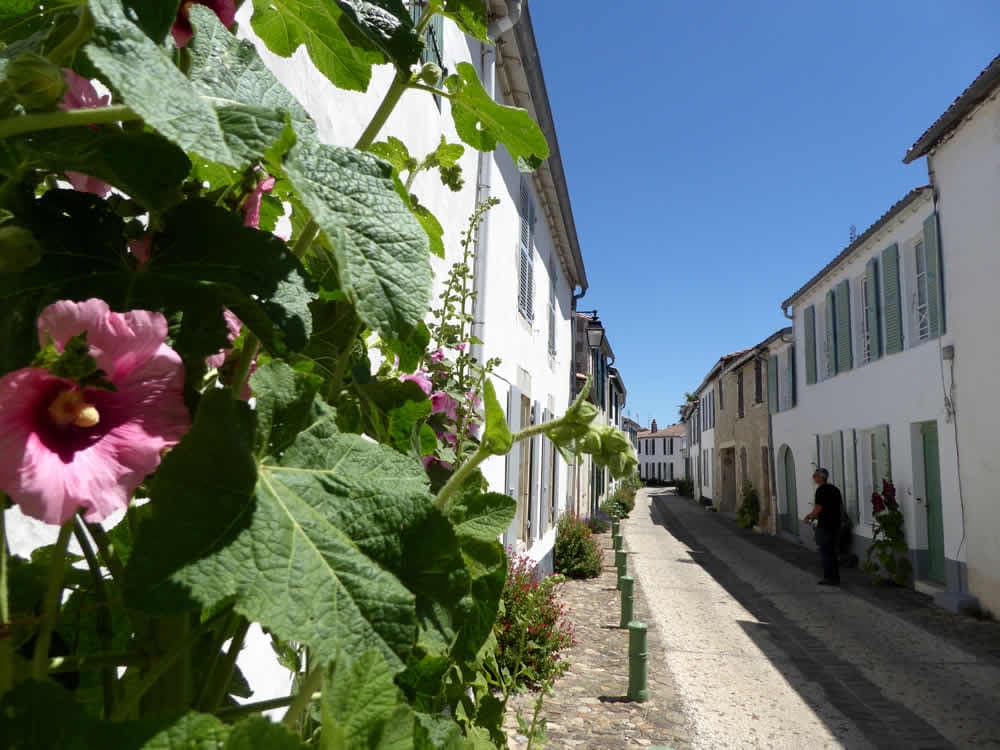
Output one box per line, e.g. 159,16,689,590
59,70,112,197
455,342,467,352
242,172,276,229
871,492,885,515
172,0,237,46
129,235,153,267
428,349,445,365
0,299,189,525
206,309,253,399
402,371,432,396
430,391,459,422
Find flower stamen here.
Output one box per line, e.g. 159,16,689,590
48,389,100,428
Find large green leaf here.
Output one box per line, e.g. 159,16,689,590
249,0,383,93
440,0,488,41
322,650,415,749
480,379,512,456
188,4,314,160
3,127,189,208
336,0,421,70
284,140,431,347
445,62,549,171
86,0,235,166
1,192,312,358
122,0,179,43
126,378,441,670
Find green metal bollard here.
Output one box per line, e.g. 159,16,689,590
619,575,634,628
612,533,622,551
612,519,620,537
628,621,649,702
615,549,627,589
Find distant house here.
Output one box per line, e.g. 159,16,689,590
903,53,1000,613
622,416,641,450
713,330,789,529
637,421,687,483
772,186,965,605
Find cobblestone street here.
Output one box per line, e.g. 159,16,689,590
505,533,693,749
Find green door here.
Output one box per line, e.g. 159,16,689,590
782,448,798,535
921,422,946,583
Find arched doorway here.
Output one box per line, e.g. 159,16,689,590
779,445,798,535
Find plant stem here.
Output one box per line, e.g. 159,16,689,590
231,333,259,399
0,502,10,694
291,219,320,258
32,521,73,680
72,515,115,717
281,665,323,730
112,608,230,721
86,521,126,581
355,68,412,151
0,105,140,140
198,617,251,711
215,690,322,719
407,82,453,98
49,651,147,673
46,7,94,65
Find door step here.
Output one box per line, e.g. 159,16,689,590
914,579,946,597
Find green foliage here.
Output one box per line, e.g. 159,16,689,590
586,515,609,534
553,515,602,580
736,480,760,529
0,0,634,745
863,480,912,586
490,555,573,691
675,478,694,498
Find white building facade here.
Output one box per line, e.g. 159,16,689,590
772,187,967,603
638,423,687,483
904,55,1000,614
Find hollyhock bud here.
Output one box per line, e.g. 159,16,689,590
242,172,276,229
429,348,445,365
0,299,189,525
172,0,237,47
0,225,43,272
7,53,65,111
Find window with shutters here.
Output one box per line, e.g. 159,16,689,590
737,371,745,418
410,3,445,108
804,305,818,385
754,359,763,403
517,177,535,321
914,239,931,341
824,289,838,378
718,380,724,411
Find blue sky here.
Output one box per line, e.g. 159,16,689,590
529,1,1000,428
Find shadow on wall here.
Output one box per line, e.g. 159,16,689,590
645,497,955,750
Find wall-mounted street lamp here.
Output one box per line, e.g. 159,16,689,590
580,310,606,350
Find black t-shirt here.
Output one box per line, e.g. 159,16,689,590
815,483,843,530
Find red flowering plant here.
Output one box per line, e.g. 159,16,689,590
863,479,913,585
490,552,574,691
0,1,636,745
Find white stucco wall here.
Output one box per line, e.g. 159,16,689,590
638,434,687,482
771,191,964,591
927,90,1000,613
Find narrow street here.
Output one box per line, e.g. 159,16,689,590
625,488,1000,750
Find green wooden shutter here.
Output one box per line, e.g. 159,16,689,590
875,424,892,488
788,344,797,406
804,306,817,385
865,257,882,360
832,430,844,491
767,354,778,413
923,213,944,338
882,244,903,354
825,289,838,374
836,279,852,371
844,428,858,521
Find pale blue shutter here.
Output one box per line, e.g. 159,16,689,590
836,279,852,372
923,213,944,338
865,257,882,360
767,354,779,413
539,408,551,536
832,430,845,491
530,400,542,540
882,244,903,354
844,428,858,521
804,306,817,385
874,425,892,490
787,345,797,407
825,289,838,375
503,385,522,547
517,178,534,320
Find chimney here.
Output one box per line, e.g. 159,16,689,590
650,419,658,432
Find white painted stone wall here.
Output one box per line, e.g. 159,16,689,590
926,90,1000,613
638,434,687,482
771,190,965,590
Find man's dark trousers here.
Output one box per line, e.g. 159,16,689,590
816,526,840,583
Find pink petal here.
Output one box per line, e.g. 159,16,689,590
38,299,169,383
172,0,237,47
242,174,276,229
129,235,153,267
66,171,111,198
206,308,243,370
402,372,433,396
59,70,110,112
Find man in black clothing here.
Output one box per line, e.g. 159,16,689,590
804,468,843,585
